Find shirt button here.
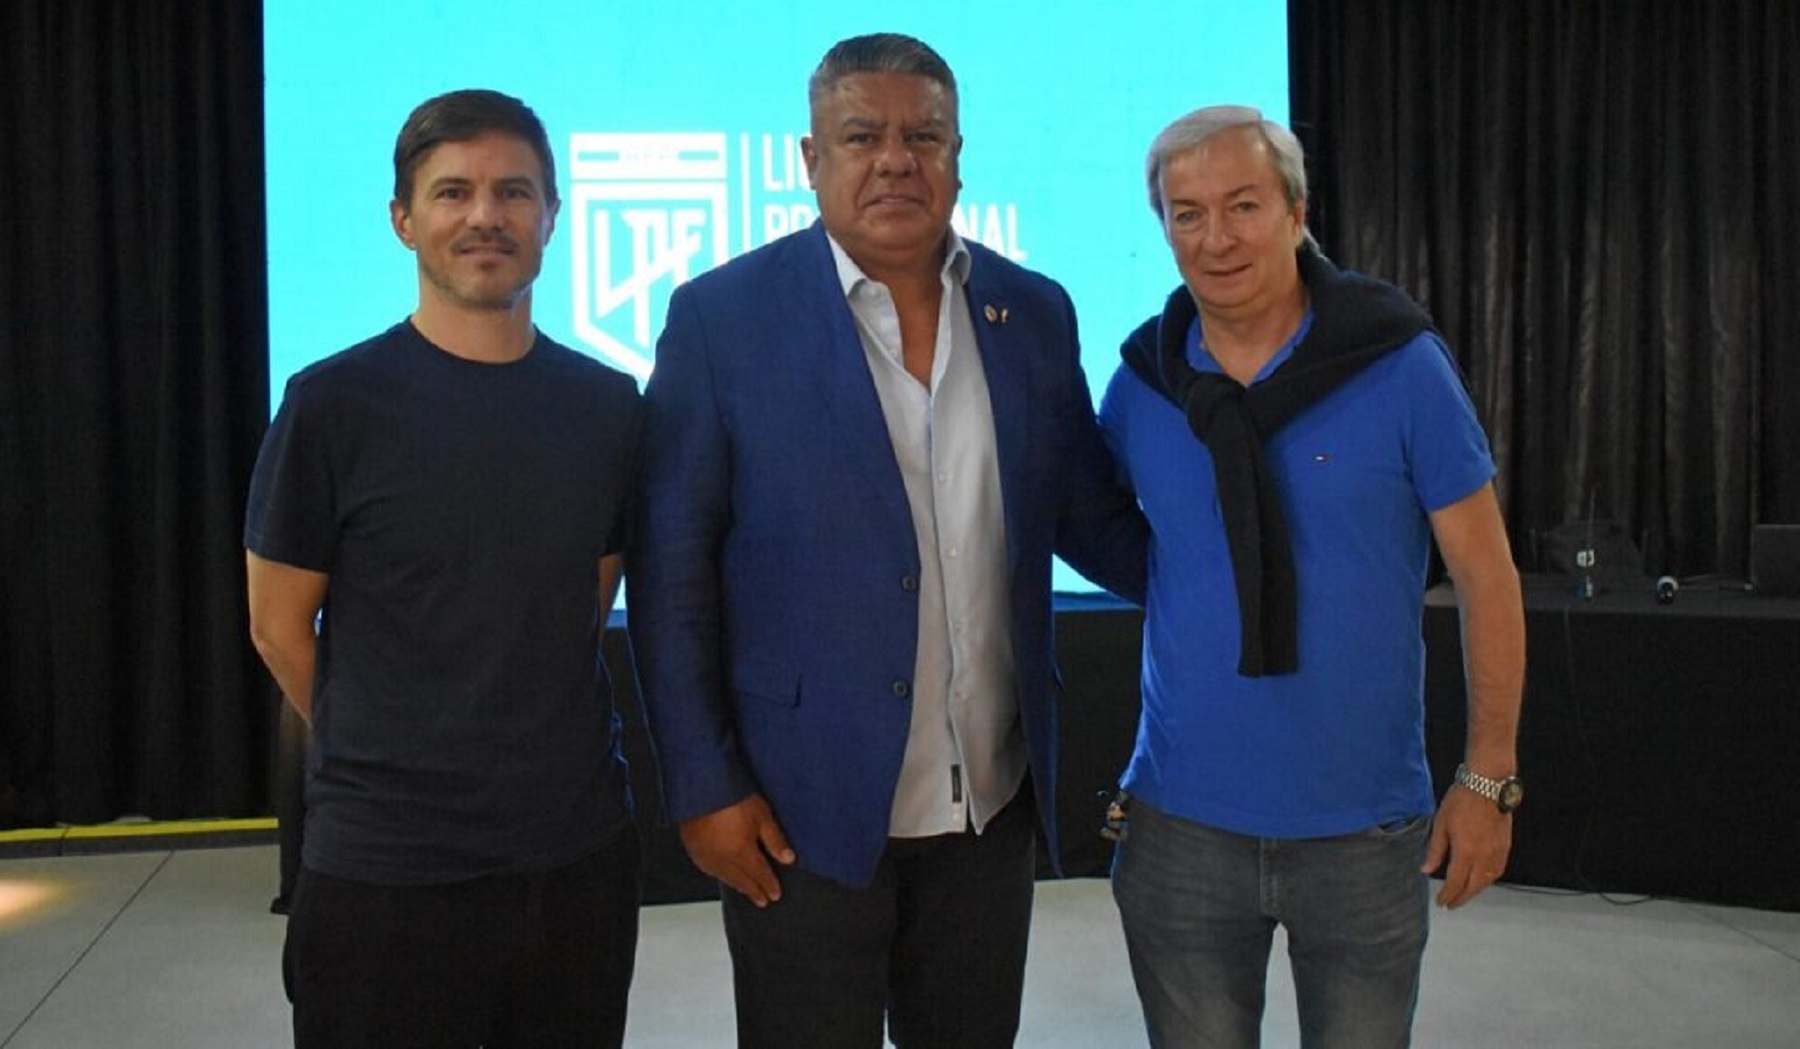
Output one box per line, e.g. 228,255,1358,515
892,679,911,697
901,575,919,592
947,547,959,559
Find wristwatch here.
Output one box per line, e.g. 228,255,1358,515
1454,764,1524,814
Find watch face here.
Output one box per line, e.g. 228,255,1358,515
1497,779,1525,813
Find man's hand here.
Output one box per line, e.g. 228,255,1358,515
679,794,797,908
1422,786,1514,908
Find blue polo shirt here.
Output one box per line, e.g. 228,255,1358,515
1100,313,1494,838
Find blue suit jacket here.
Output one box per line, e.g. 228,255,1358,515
629,222,1145,888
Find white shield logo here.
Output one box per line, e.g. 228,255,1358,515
569,133,731,379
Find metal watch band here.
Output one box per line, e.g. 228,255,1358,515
1454,763,1506,801
1454,763,1523,814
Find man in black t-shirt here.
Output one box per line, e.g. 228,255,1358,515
245,89,642,1047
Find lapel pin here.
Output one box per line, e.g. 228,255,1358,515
1000,307,1010,324
984,304,999,323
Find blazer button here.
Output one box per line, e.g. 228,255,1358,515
891,679,910,697
901,575,919,592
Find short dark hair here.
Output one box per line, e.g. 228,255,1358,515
392,89,558,208
807,33,957,111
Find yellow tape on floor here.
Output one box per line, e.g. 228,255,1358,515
0,818,278,845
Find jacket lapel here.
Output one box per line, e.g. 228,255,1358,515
785,225,915,532
966,259,1029,573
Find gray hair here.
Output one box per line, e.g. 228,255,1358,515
807,33,957,112
1145,106,1312,245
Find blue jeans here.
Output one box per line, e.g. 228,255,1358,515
1111,799,1430,1049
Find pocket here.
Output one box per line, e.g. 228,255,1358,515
729,655,800,709
1364,813,1431,840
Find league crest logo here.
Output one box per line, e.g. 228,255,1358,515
569,133,730,379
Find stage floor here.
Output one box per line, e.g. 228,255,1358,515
3,844,1798,1047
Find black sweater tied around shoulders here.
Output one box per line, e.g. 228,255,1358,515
1120,248,1434,677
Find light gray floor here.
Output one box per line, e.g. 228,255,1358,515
2,845,1797,1047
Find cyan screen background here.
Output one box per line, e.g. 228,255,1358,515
265,2,1289,593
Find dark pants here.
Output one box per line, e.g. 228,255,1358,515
284,826,641,1048
722,792,1038,1049
270,702,307,915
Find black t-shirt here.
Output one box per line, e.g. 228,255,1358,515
245,321,640,884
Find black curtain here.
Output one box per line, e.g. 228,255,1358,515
1,1,272,826
1291,0,1800,577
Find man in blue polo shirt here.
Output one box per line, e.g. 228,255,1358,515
1101,105,1526,1047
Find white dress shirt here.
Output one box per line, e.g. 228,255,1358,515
827,231,1024,838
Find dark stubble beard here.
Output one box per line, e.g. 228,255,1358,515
419,249,538,312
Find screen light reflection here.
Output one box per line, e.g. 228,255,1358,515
0,878,67,929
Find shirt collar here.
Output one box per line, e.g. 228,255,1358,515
826,227,972,299
1188,308,1316,384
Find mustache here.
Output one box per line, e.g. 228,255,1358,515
452,231,519,252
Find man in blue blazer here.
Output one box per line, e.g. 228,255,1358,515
629,33,1145,1048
